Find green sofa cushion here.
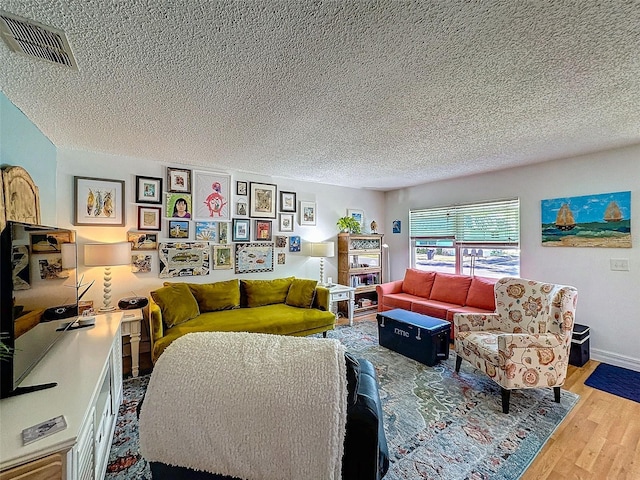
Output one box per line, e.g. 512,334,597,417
286,278,318,308
241,277,295,307
150,283,200,328
186,279,240,312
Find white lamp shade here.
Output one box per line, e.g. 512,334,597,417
309,242,335,258
84,242,131,266
61,242,77,269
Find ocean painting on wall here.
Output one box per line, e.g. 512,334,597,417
541,191,631,247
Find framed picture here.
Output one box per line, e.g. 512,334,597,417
392,219,401,234
275,236,287,248
279,191,296,212
135,176,162,204
218,222,229,244
249,182,277,218
347,209,364,230
127,232,158,250
236,198,248,216
193,171,231,221
166,193,192,219
29,230,72,252
255,220,272,241
137,206,162,231
167,167,191,193
277,252,286,265
73,176,125,226
213,245,233,270
300,201,316,226
232,218,250,242
289,235,301,252
279,213,294,232
158,242,210,277
168,220,190,238
235,242,274,274
236,181,248,196
131,254,152,273
195,221,217,241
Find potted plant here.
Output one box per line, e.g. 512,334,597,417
337,216,361,234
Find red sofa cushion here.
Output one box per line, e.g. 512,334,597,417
464,277,497,310
429,273,473,305
402,269,436,297
411,300,456,319
381,293,414,311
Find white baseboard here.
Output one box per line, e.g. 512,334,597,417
591,348,640,372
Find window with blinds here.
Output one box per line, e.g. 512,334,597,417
409,198,520,277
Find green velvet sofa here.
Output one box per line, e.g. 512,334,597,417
148,277,336,362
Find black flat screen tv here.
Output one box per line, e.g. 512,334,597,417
0,221,78,398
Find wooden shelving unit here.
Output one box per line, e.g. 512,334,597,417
337,233,384,316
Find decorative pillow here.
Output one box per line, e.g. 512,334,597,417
402,269,436,297
241,277,295,308
285,279,318,308
464,277,497,310
187,279,240,312
429,273,473,305
150,283,200,328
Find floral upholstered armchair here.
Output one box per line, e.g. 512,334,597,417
453,277,578,413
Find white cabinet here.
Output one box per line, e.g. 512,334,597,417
0,313,123,480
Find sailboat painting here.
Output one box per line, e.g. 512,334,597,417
541,191,631,247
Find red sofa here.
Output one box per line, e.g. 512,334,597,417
376,269,497,338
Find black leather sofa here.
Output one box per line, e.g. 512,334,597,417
139,353,389,480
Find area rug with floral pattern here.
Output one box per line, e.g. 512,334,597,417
106,321,578,479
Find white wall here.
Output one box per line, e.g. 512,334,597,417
55,147,385,307
385,144,640,370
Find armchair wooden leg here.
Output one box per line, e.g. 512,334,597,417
322,331,327,338
501,388,511,414
554,386,561,403
455,355,462,373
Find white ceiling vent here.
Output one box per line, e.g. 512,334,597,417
0,11,77,69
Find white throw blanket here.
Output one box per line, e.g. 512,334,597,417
139,331,347,480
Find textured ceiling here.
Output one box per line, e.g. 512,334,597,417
1,1,639,191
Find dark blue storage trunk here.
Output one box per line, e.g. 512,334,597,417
376,309,450,366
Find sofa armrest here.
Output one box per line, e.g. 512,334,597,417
148,296,164,348
313,286,330,311
344,357,389,480
376,280,404,295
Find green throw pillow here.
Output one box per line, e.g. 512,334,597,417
285,279,318,308
241,277,295,307
151,283,200,328
187,279,240,312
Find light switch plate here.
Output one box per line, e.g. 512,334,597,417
610,258,629,271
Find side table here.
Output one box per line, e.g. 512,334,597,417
119,308,143,377
328,284,356,326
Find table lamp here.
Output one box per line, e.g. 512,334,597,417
309,241,335,285
84,242,131,312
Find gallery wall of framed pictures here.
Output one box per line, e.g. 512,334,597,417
72,164,327,278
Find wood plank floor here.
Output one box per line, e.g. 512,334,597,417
340,315,640,480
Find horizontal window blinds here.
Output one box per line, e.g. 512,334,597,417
410,198,519,243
